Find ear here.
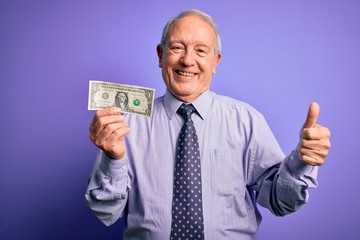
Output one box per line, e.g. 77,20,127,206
156,44,163,68
212,53,222,75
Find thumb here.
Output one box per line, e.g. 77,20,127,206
303,102,320,128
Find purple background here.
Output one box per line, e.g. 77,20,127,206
1,1,359,239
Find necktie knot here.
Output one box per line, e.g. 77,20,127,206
177,103,196,122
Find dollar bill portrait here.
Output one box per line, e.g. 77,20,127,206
115,91,129,109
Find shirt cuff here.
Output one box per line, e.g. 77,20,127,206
285,150,316,177
100,153,129,178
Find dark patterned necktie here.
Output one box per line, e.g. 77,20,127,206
170,103,204,240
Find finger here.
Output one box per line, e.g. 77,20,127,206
299,142,330,160
90,114,125,136
301,155,324,166
299,147,327,165
107,126,131,142
100,127,131,155
299,138,331,152
90,123,130,149
97,122,129,141
90,107,122,130
95,107,121,118
100,127,131,160
303,102,320,129
301,125,331,140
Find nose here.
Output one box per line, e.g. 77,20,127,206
180,49,195,66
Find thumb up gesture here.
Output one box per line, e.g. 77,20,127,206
297,102,331,166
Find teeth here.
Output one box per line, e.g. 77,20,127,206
177,71,195,77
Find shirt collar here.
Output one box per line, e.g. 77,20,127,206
164,89,212,120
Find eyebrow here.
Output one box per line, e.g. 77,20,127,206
168,39,211,48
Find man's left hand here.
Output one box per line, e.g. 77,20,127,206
297,102,331,166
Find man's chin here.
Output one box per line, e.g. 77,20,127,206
171,89,205,103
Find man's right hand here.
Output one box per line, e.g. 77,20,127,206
89,108,130,160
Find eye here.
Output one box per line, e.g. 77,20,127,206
196,48,208,56
169,44,184,53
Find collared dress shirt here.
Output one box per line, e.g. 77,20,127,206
85,90,318,240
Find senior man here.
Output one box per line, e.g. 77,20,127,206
86,9,331,240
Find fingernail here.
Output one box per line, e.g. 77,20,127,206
114,108,121,113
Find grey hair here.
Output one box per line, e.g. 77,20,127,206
160,9,222,55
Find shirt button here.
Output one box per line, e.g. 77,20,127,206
103,176,110,183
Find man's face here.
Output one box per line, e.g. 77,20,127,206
157,15,221,102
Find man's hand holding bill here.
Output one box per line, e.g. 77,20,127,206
89,108,130,160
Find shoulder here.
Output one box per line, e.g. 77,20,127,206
209,92,275,143
154,95,165,106
209,91,264,120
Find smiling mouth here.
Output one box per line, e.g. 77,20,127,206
175,70,197,77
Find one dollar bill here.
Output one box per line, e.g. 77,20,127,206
88,80,155,117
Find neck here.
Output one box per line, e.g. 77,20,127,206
169,90,206,103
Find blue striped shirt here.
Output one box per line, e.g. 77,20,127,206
86,90,317,240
